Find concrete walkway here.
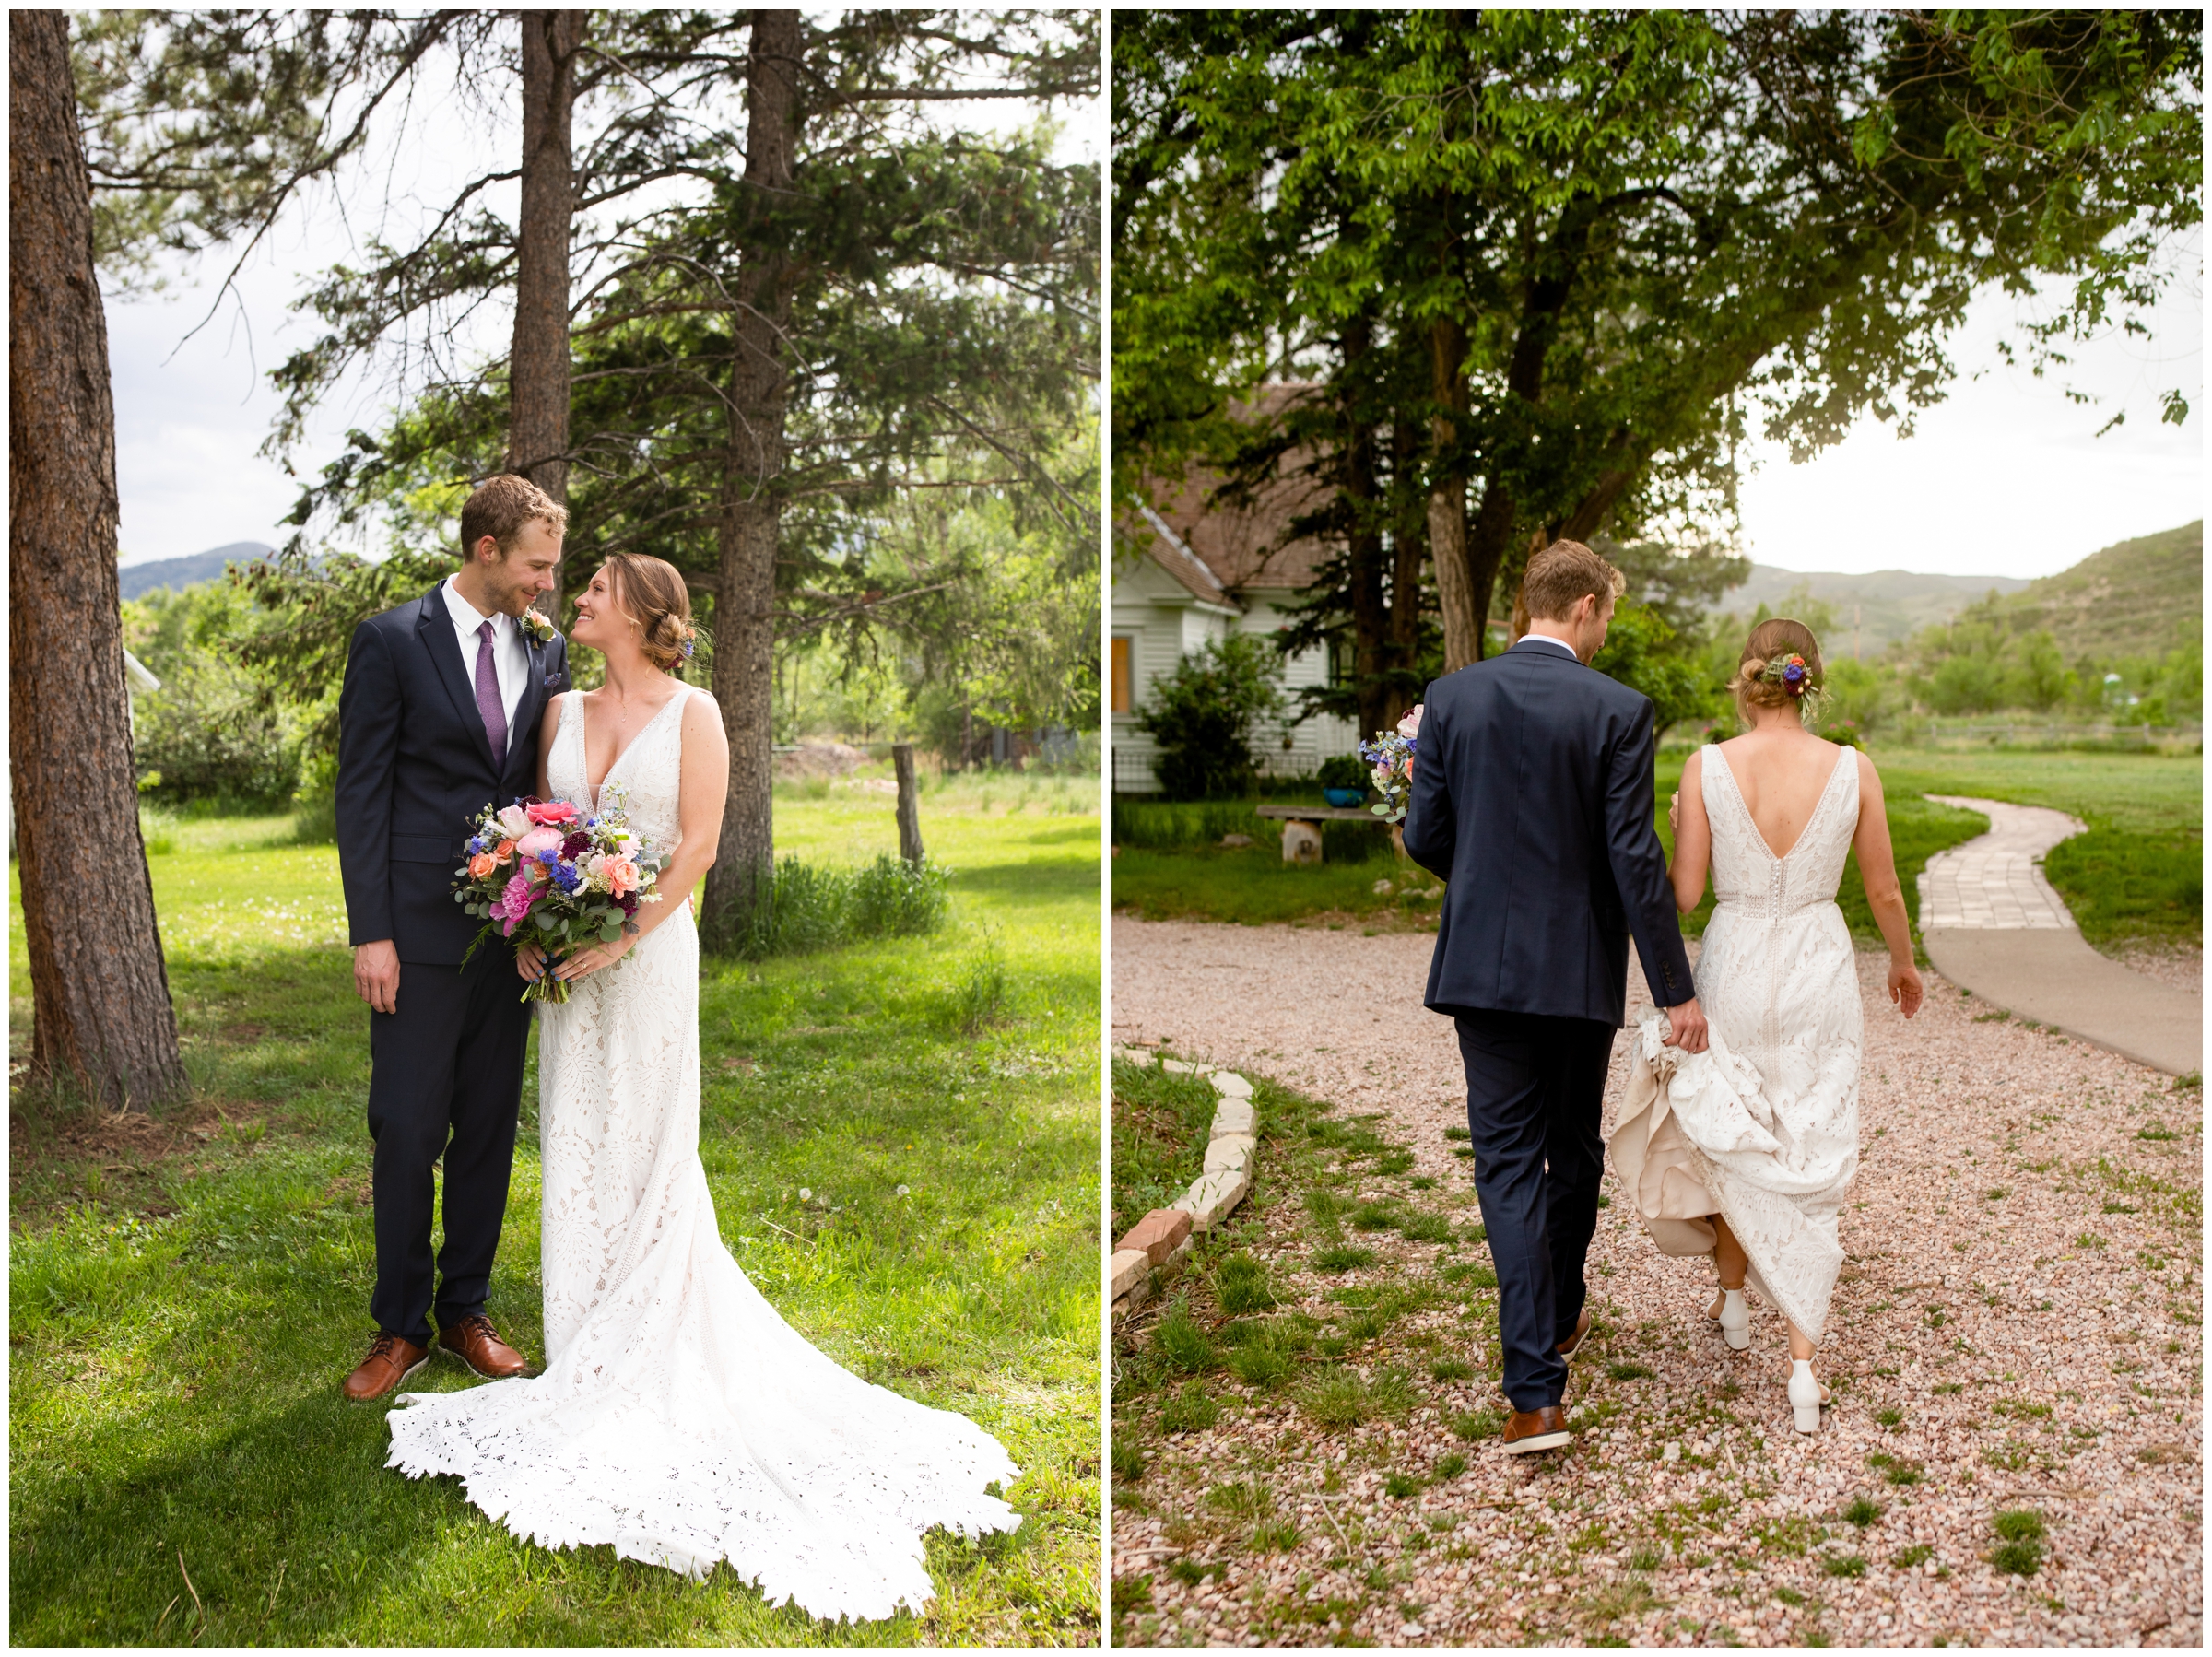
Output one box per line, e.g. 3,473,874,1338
1918,795,2202,1075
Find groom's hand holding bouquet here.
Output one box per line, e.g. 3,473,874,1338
452,789,663,1002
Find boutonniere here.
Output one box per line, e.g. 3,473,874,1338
519,607,559,647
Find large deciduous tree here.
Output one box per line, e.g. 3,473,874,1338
9,10,186,1108
1115,9,2203,675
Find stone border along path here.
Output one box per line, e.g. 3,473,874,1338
1111,1055,1258,1322
1109,917,2201,1649
1917,795,2203,1077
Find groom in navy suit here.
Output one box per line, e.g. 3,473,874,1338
334,475,571,1401
1404,540,1705,1454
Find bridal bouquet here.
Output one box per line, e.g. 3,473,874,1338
1357,705,1423,823
453,788,663,1003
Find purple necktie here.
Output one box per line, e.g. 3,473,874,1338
474,619,507,759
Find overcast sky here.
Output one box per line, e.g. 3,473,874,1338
109,29,1105,569
1734,246,2203,579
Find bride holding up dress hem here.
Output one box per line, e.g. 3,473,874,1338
385,551,1019,1622
1611,617,1923,1433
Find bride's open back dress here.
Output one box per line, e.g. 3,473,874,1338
387,687,1019,1623
1611,741,1863,1343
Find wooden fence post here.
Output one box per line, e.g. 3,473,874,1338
892,742,924,865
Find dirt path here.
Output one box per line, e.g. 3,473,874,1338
1110,918,2202,1647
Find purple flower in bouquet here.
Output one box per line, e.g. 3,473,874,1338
1357,702,1425,824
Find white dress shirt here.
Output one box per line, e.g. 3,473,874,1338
1517,632,1580,657
441,576,530,746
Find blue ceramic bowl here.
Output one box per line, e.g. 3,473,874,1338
1323,787,1365,808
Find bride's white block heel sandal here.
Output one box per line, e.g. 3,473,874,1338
1718,1288,1750,1351
1789,1359,1825,1433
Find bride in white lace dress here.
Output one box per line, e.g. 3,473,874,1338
386,554,1018,1620
1611,619,1922,1432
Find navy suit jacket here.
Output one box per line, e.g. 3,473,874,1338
1402,638,1694,1026
335,586,570,964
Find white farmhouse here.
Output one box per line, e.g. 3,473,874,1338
1110,394,1360,793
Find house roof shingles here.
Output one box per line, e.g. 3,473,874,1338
1119,384,1339,603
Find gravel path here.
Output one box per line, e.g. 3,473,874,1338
1111,918,2203,1648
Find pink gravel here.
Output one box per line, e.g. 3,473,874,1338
1111,918,2203,1648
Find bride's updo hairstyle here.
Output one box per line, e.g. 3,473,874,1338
1728,617,1826,727
600,552,702,672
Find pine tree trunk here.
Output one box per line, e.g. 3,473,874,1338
702,9,803,946
511,10,580,609
9,11,186,1110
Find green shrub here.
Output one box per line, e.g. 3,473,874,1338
1316,754,1370,792
1133,634,1287,799
1433,1452,1467,1479
1450,1407,1502,1441
1822,1555,1867,1579
1312,1244,1375,1273
1843,1497,1883,1527
851,852,953,935
1989,1540,2043,1577
727,853,952,960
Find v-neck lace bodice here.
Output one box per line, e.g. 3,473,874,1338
546,688,689,859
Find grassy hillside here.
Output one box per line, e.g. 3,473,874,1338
1988,520,2202,662
1711,564,2032,657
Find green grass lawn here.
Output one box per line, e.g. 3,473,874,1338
9,770,1101,1646
1110,746,2200,955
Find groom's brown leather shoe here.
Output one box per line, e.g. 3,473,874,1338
440,1313,529,1380
343,1332,429,1402
1500,1404,1572,1455
1556,1307,1593,1358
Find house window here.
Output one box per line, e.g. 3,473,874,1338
1110,636,1133,713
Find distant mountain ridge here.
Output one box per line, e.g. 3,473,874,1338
1710,563,2033,657
118,542,275,600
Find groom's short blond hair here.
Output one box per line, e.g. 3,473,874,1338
1521,540,1626,622
459,474,569,562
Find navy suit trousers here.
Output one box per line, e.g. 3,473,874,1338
366,946,531,1344
1455,1008,1617,1412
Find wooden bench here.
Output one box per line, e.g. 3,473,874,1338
1253,804,1403,864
